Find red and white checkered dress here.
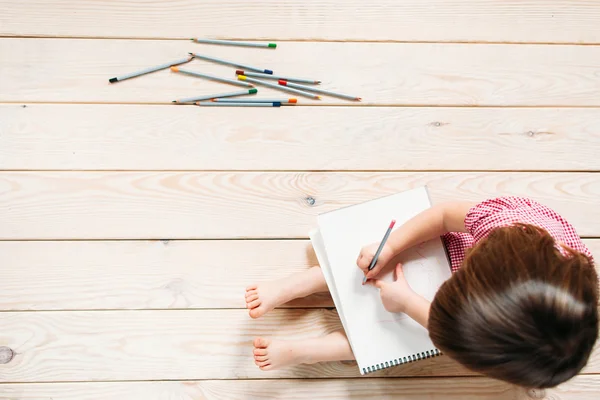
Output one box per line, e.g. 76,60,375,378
442,197,593,272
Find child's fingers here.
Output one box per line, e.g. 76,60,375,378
366,279,385,289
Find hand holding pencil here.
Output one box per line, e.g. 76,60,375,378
357,220,396,283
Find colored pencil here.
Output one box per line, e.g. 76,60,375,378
196,102,282,107
190,52,273,74
191,38,276,48
279,80,361,101
212,98,297,104
109,56,193,83
172,88,257,104
170,66,253,87
238,76,320,100
363,219,396,284
235,70,320,85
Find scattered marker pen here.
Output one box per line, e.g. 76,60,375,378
172,88,258,103
191,38,276,48
235,70,320,85
109,55,192,83
190,52,273,74
238,75,320,99
279,80,361,101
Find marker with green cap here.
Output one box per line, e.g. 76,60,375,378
191,38,277,49
172,88,258,104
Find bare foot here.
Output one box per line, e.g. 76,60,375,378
244,280,288,319
245,267,327,319
252,337,306,371
252,331,354,371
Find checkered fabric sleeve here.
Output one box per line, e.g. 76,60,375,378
442,197,593,272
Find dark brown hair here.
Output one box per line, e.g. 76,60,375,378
429,224,598,388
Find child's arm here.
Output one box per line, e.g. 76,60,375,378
358,201,475,280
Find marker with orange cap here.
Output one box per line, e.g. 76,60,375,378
212,98,297,105
189,53,273,74
278,80,361,101
171,66,253,87
235,70,320,85
238,76,320,99
109,55,193,83
191,38,277,48
362,219,396,284
172,88,258,104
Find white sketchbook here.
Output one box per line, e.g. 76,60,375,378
309,186,452,374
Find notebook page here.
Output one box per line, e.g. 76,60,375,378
317,187,452,373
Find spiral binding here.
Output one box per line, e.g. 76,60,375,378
362,348,442,374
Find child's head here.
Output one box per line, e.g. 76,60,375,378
428,224,598,388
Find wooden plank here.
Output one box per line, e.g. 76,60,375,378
2,104,600,171
0,240,331,310
3,39,600,106
0,309,466,381
1,240,597,311
0,172,599,240
1,376,598,400
1,1,600,44
0,309,598,382
0,377,520,399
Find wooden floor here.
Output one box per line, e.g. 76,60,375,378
1,1,600,399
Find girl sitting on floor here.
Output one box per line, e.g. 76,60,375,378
244,197,598,388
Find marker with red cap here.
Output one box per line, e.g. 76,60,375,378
279,80,361,101
363,219,396,284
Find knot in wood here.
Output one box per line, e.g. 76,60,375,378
0,346,15,364
526,388,546,399
305,196,316,206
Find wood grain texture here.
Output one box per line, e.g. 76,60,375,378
0,240,330,310
3,39,600,105
2,376,599,400
2,104,600,171
1,0,600,44
1,240,597,311
0,378,519,399
1,172,599,240
0,309,598,382
0,309,473,381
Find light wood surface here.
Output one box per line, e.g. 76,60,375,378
3,39,600,106
1,240,597,311
1,172,599,239
0,378,519,399
0,378,519,400
2,104,600,171
2,0,600,44
0,309,597,382
2,376,599,400
0,309,470,381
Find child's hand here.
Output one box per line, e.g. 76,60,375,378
368,263,417,314
357,242,394,280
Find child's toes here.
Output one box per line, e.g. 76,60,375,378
254,355,268,362
256,360,271,367
254,337,270,349
246,284,258,291
247,299,261,309
254,348,267,356
246,293,259,302
259,364,273,371
245,289,258,299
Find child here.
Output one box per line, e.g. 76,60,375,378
244,197,598,388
